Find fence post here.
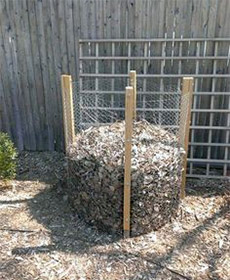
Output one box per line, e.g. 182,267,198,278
179,77,194,199
123,86,134,238
61,75,75,154
129,70,137,119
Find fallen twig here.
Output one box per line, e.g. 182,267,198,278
0,228,42,233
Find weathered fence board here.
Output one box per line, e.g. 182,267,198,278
0,0,230,155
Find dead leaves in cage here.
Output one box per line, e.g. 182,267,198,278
67,120,185,236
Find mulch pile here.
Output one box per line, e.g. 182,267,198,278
67,120,185,236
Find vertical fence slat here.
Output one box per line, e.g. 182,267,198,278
224,94,230,176
27,0,48,150
127,42,131,80
35,0,54,150
79,43,83,128
143,42,148,120
95,42,99,123
189,41,200,175
0,1,14,139
111,42,115,122
159,35,167,125
206,42,218,175
3,0,24,149
49,0,64,150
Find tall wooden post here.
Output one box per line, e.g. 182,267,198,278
61,75,75,154
123,86,134,238
179,77,194,199
129,70,137,119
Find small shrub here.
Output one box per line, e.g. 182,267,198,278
0,133,17,179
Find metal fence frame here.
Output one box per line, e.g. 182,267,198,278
78,38,230,179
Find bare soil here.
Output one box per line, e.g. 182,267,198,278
0,152,229,280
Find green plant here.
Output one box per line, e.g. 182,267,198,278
0,133,17,179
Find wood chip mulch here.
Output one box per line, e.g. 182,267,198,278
0,152,229,280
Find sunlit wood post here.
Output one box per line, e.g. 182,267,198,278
129,70,137,120
123,86,134,238
61,75,75,154
179,77,194,199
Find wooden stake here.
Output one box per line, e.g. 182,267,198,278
123,86,134,238
129,70,137,119
61,75,75,154
179,77,194,199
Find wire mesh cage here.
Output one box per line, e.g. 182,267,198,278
72,77,189,141
63,74,192,237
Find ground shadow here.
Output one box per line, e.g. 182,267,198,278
11,183,118,256
7,152,230,279
9,175,230,279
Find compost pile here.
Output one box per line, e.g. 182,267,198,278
67,120,185,236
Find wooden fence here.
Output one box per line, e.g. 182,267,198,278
0,0,230,157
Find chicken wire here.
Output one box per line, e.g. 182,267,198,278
71,77,189,143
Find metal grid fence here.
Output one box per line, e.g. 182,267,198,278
78,38,230,179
